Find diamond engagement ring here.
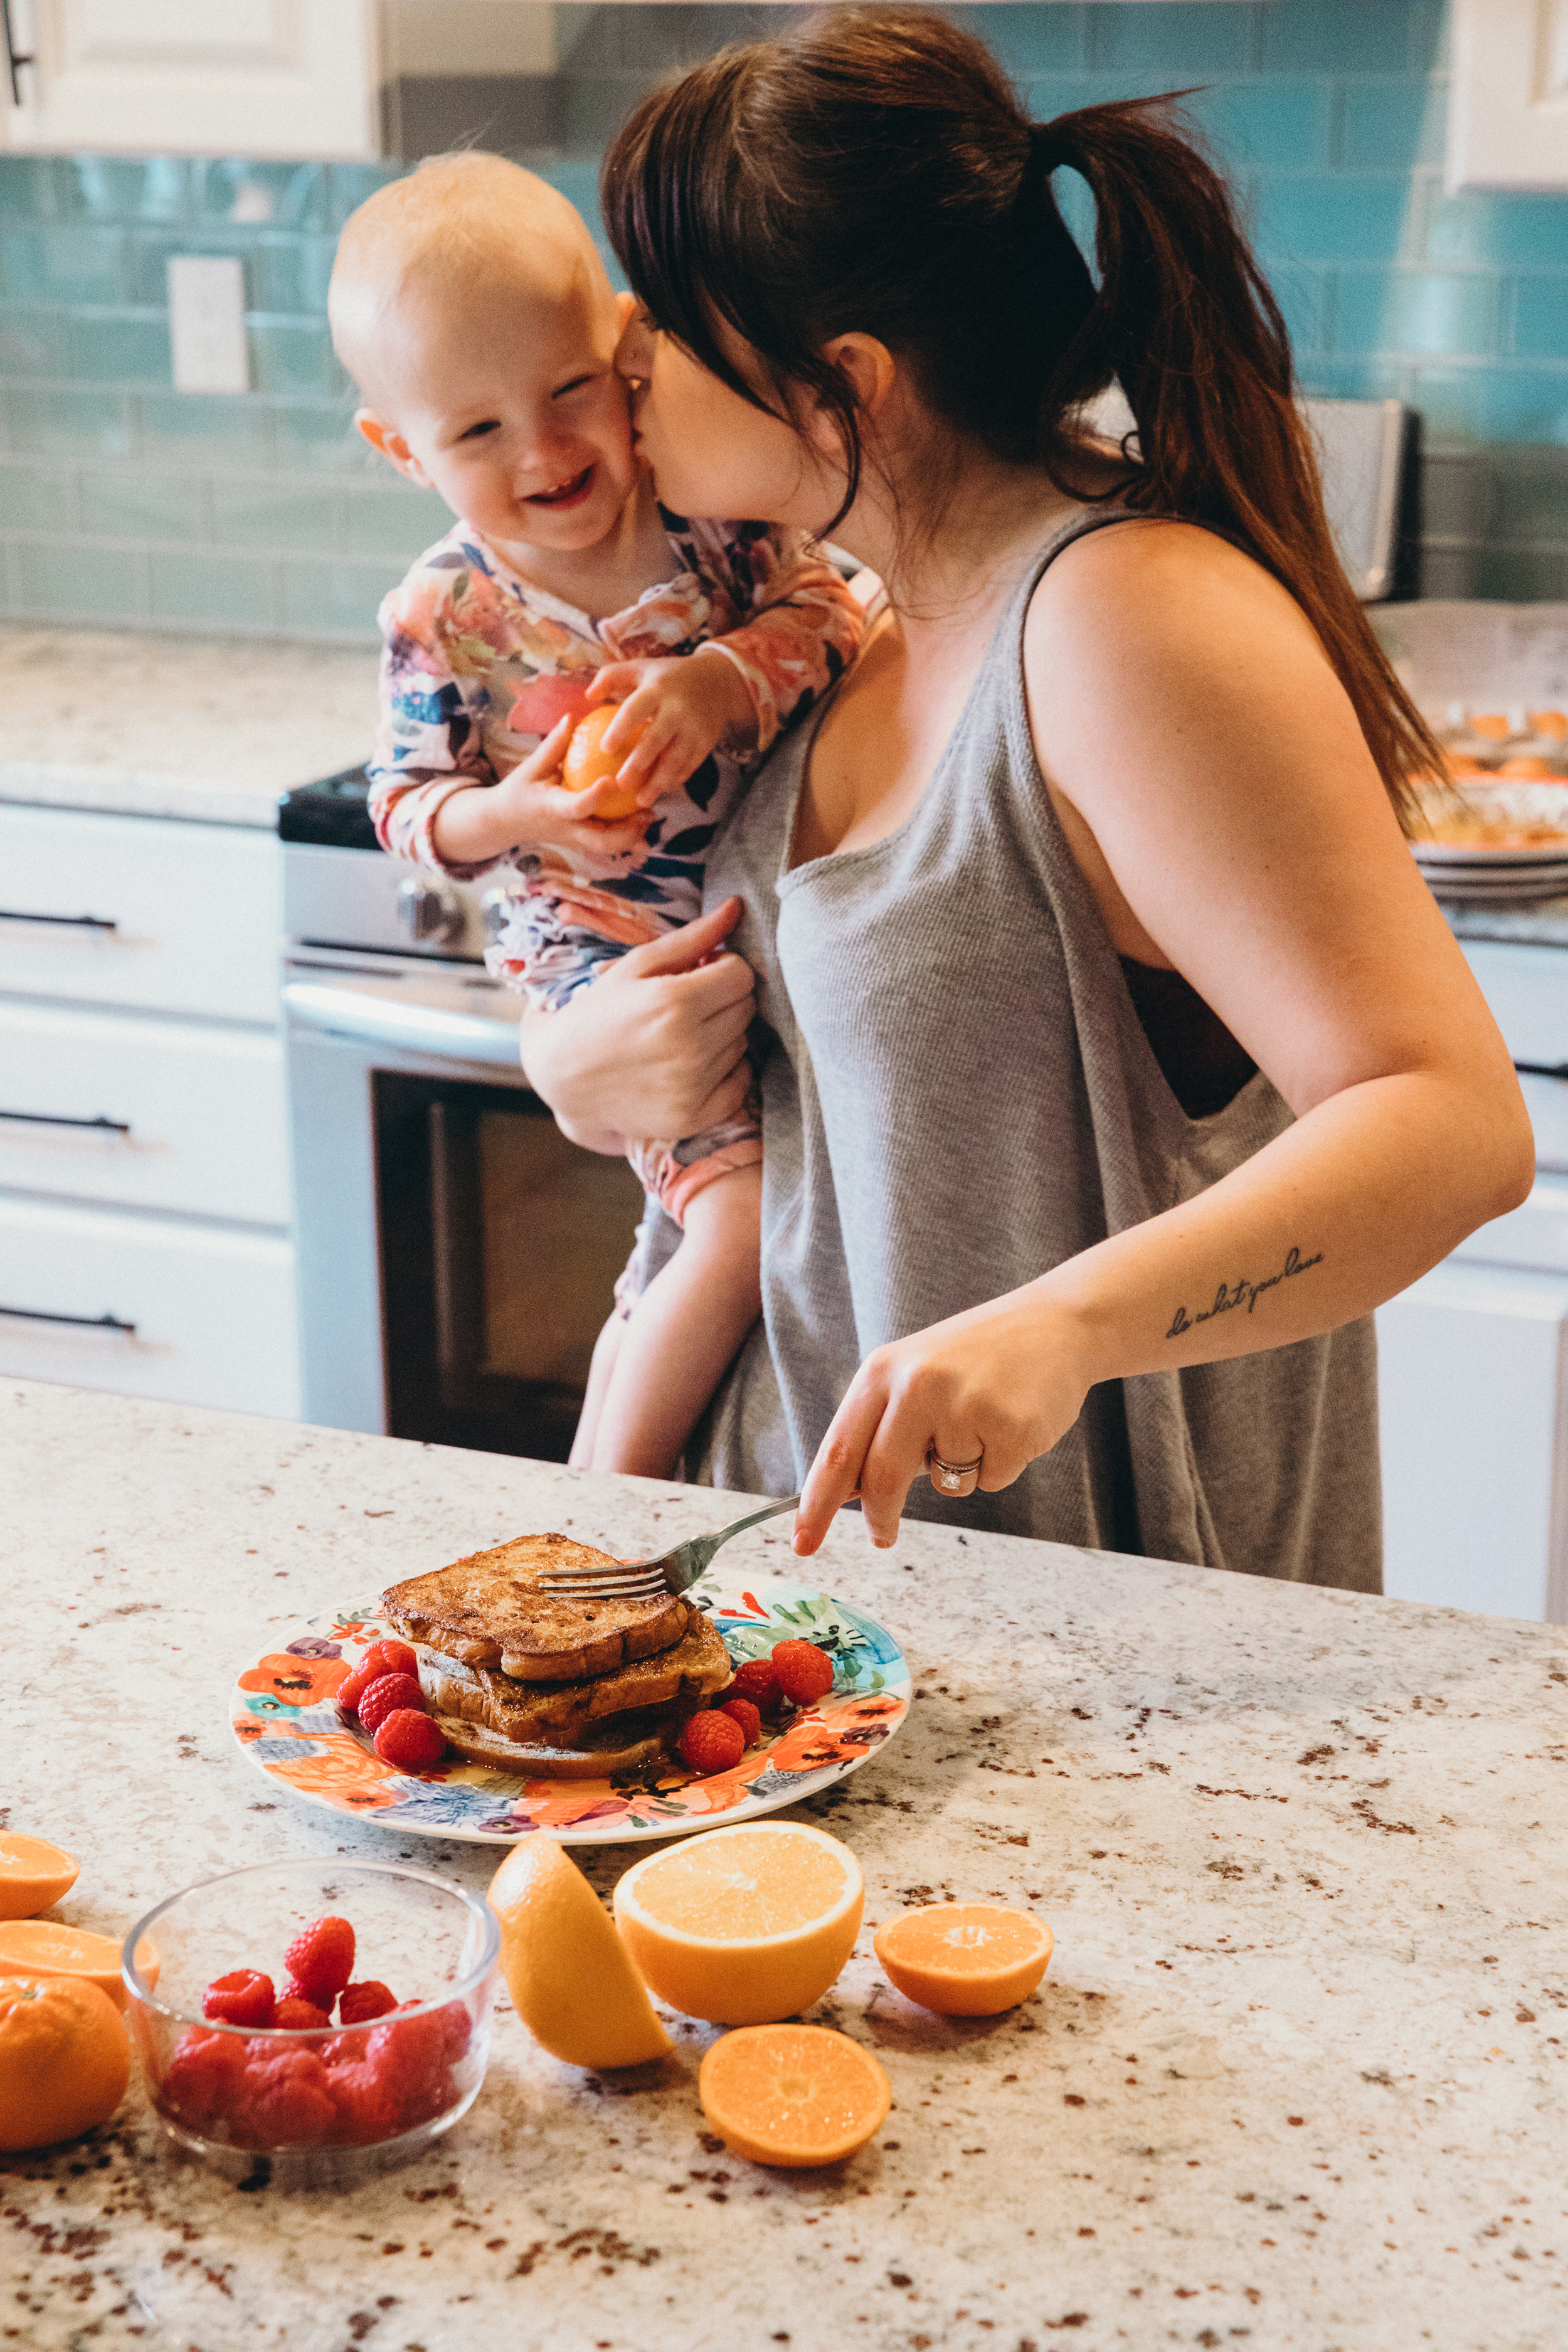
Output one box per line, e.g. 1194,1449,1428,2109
926,1447,983,1496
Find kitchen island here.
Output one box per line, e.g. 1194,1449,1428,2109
5,1379,1565,2352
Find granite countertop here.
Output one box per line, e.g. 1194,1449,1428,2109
0,626,378,829
6,1379,1567,2352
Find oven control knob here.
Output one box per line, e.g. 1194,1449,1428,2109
397,876,465,945
478,886,514,947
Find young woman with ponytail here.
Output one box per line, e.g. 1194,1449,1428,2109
520,8,1532,1582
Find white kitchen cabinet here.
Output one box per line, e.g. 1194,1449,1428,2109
1448,0,1568,193
0,803,278,1024
0,1193,299,1418
0,0,381,161
1379,1260,1568,1623
0,797,297,1420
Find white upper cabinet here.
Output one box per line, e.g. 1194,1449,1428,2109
1449,0,1568,191
1,0,382,159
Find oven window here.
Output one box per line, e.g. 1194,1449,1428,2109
374,1072,645,1460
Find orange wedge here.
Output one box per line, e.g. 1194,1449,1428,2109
699,2023,890,2167
488,1838,672,2069
874,1903,1052,2016
613,1823,863,2025
0,1833,79,1920
0,1920,158,2015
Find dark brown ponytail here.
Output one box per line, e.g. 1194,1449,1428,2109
603,5,1439,822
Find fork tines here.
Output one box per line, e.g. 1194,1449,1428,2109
536,1569,666,1600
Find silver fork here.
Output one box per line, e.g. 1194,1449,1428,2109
535,1495,802,1601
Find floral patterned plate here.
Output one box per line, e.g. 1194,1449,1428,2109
230,1572,909,1845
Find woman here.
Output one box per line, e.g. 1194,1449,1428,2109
522,8,1531,1581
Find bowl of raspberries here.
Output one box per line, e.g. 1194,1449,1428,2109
122,1859,499,2186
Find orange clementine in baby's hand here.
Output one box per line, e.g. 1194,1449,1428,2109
562,703,649,821
0,1974,130,2151
874,1902,1052,2016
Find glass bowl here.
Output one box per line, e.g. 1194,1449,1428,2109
122,1858,499,2188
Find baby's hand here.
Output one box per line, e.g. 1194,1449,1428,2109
489,714,655,858
586,653,756,807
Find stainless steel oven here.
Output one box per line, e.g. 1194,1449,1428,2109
280,770,644,1459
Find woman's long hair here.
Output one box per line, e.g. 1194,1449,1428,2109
603,6,1438,822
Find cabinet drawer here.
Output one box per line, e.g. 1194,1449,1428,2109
0,1197,298,1419
0,1002,289,1225
1461,940,1568,1067
0,805,278,1023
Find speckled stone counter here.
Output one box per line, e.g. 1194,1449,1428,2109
0,626,378,828
6,1380,1566,2352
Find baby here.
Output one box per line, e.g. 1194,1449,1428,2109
328,154,865,1476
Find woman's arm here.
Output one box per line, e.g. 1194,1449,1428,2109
793,522,1534,1552
519,899,756,1152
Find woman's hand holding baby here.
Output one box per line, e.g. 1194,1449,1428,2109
588,650,758,804
521,898,756,1153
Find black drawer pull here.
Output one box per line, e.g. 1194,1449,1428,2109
0,1109,130,1135
0,1305,136,1334
1,0,33,106
0,908,118,931
1515,1061,1568,1081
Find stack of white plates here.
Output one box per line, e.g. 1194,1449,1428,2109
1411,782,1568,906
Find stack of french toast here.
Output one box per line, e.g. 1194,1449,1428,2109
381,1534,732,1778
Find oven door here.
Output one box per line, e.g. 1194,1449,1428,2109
285,970,645,1460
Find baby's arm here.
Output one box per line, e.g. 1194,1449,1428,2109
587,531,868,803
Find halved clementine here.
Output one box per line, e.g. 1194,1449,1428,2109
699,2023,890,2167
0,1832,78,1920
488,1838,671,2069
613,1822,862,2025
874,1902,1052,2016
0,1919,158,2014
0,1974,130,2151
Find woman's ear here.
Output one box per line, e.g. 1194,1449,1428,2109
818,333,897,426
356,409,432,487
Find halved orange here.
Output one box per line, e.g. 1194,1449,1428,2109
699,2023,890,2167
613,1823,862,2025
0,1974,130,2151
488,1838,672,2069
0,1833,78,1920
0,1919,158,2015
873,1903,1052,2016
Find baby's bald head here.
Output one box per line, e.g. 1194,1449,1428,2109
329,152,617,414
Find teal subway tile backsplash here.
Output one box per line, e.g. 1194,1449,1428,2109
0,0,1564,639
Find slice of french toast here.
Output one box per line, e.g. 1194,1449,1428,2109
430,1703,705,1780
381,1532,690,1682
414,1608,732,1749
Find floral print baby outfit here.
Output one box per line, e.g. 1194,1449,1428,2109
367,509,864,1258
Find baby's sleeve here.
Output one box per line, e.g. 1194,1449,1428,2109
697,524,867,754
366,568,507,879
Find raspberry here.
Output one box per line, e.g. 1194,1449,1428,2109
202,1969,276,2029
730,1659,783,1715
337,1980,399,2026
373,1708,446,1770
329,2058,401,2144
676,1710,746,1774
320,2028,370,2067
358,1673,426,1736
336,1658,381,1716
160,2028,249,2130
434,2000,472,2062
716,1695,762,1748
273,1993,332,2032
368,2009,453,2126
282,1914,356,2005
361,1637,418,1681
237,2049,336,2146
771,1638,835,1705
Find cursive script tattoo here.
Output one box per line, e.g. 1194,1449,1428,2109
1166,1244,1325,1340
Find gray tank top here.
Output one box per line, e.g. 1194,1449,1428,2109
693,508,1381,1590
